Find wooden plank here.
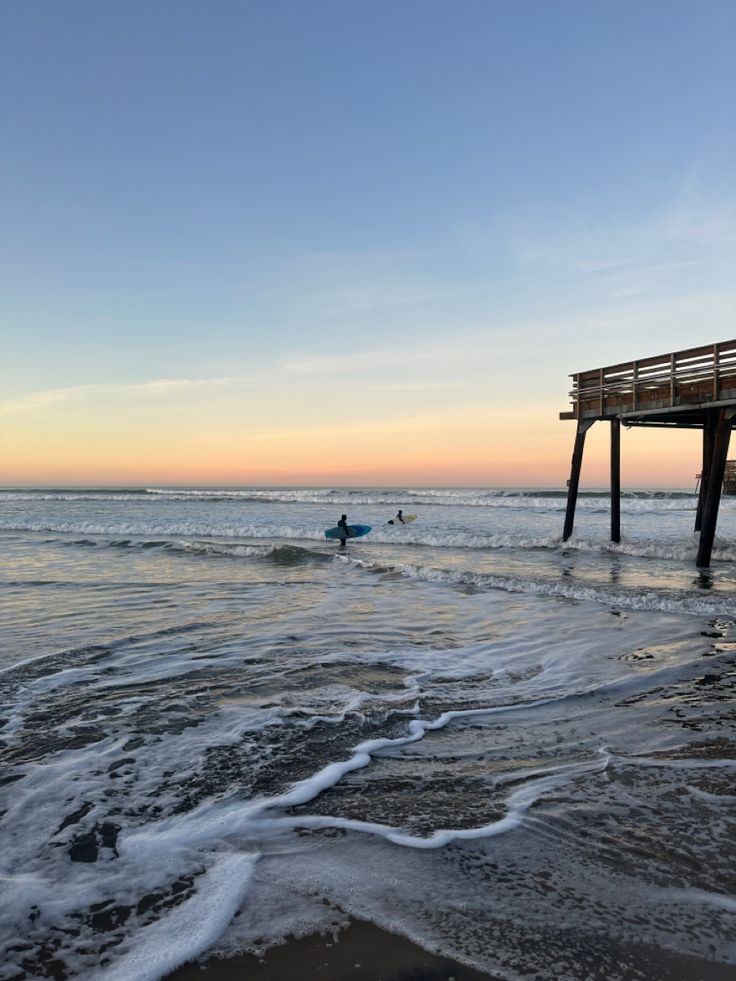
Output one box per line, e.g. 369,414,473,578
636,353,672,370
632,360,638,410
680,342,724,360
714,342,720,401
670,353,676,406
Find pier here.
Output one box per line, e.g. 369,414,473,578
560,340,736,566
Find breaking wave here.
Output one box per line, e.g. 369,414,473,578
3,519,736,565
0,486,702,510
339,554,736,618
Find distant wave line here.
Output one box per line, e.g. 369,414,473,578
0,486,698,506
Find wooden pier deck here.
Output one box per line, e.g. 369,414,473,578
560,340,736,566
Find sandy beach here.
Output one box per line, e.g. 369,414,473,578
166,919,496,980
164,915,736,981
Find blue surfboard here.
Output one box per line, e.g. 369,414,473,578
324,524,372,540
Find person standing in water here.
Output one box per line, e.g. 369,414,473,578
396,510,405,523
337,514,349,548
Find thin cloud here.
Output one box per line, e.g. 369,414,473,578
314,284,456,317
511,198,736,286
0,377,235,415
281,348,436,376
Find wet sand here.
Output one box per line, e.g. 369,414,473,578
164,915,736,981
165,918,496,980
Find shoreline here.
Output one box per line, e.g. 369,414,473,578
163,915,736,981
164,918,497,980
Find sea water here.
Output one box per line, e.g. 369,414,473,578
0,487,735,980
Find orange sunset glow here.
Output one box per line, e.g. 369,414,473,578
0,392,701,489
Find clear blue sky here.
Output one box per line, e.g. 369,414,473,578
1,0,734,484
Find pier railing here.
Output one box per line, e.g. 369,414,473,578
561,340,736,420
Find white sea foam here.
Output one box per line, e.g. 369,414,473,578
175,540,276,558
122,667,640,856
246,766,598,851
0,486,717,515
657,888,736,914
98,853,259,981
346,556,736,617
686,784,736,802
3,516,735,565
610,753,736,771
0,492,153,502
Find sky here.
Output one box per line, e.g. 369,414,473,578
1,0,734,487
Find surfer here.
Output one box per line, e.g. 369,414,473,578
337,514,349,548
396,510,405,524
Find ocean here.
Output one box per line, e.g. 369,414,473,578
1,487,735,980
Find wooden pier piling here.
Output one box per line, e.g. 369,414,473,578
610,418,621,543
694,416,716,533
696,408,733,567
562,420,593,542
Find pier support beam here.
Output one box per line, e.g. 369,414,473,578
563,420,594,542
610,418,621,543
694,415,715,533
696,409,733,568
